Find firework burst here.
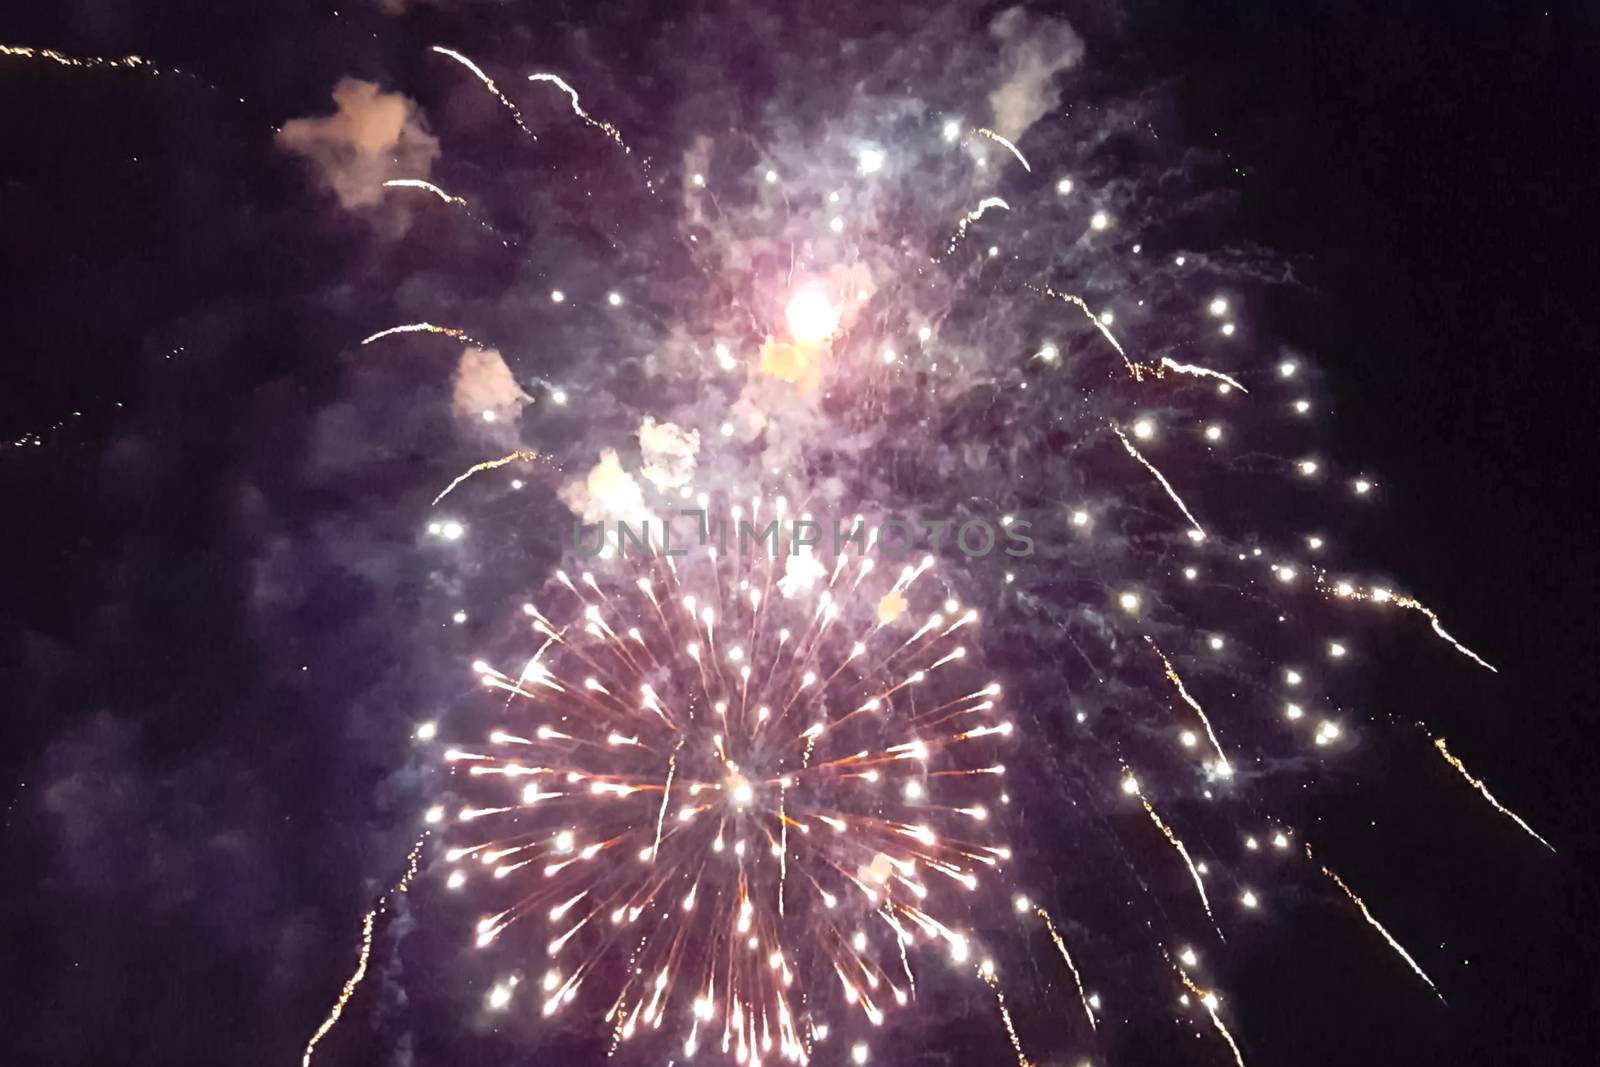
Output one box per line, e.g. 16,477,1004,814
436,507,1012,1063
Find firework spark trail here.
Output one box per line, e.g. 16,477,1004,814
1158,356,1248,393
1319,577,1496,671
1126,774,1222,937
360,322,482,347
1174,965,1247,1067
945,197,1010,255
383,178,467,206
528,72,632,154
432,450,542,506
1305,845,1446,1002
1,43,146,69
972,127,1031,171
977,962,1035,1067
1433,738,1554,851
1034,906,1097,1031
302,837,426,1067
1112,425,1208,540
430,46,535,137
1392,595,1496,672
441,529,1012,1061
1145,637,1231,775
1031,284,1140,376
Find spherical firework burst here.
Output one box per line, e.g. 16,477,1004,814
438,507,1011,1063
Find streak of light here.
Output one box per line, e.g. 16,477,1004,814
1305,845,1447,1002
383,178,466,206
1034,906,1097,1030
430,46,534,137
971,128,1031,171
432,450,542,506
302,837,425,1067
528,72,632,154
1433,738,1553,851
1112,426,1207,540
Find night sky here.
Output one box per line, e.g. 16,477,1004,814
4,3,1599,1066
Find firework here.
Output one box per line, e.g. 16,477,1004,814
435,511,1012,1063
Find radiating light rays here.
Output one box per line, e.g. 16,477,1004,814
434,522,1012,1060
301,837,425,1067
1433,738,1554,851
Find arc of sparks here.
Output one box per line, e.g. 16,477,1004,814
301,837,425,1067
430,46,535,137
1035,906,1097,1030
383,178,466,206
1305,845,1446,1002
1031,283,1140,377
1146,637,1231,775
972,127,1032,172
1433,738,1553,851
360,322,482,347
528,72,632,154
432,450,542,506
1112,425,1208,540
1159,356,1248,393
1392,594,1496,672
945,196,1010,255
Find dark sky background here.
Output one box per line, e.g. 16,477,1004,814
3,2,1599,1066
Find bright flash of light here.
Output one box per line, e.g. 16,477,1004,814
785,289,840,344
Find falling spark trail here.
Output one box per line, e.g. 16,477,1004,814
1112,426,1207,539
1035,906,1097,1030
430,46,534,137
942,196,1011,256
1433,738,1553,851
1175,967,1247,1067
1145,638,1231,774
383,178,466,206
1032,284,1138,376
528,72,632,154
972,127,1031,171
977,965,1035,1067
1305,845,1446,1002
302,837,425,1067
1131,779,1222,937
1320,578,1496,670
361,322,482,347
1159,356,1248,393
1393,595,1496,672
432,450,542,506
